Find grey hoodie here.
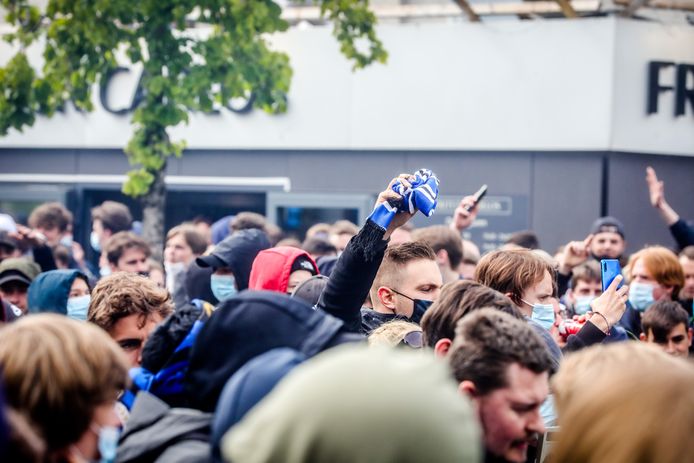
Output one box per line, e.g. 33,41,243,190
116,392,211,463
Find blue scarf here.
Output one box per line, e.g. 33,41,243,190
368,169,440,230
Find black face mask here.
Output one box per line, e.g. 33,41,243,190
410,298,433,324
389,288,433,324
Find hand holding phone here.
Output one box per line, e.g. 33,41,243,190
464,184,488,212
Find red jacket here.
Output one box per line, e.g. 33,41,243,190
248,247,318,294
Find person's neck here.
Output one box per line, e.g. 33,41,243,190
441,266,460,284
372,304,396,316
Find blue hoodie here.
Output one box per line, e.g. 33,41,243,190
210,348,307,461
27,269,87,316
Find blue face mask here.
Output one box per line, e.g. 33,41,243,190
90,231,101,252
59,234,73,248
210,274,237,302
96,425,120,463
523,299,555,331
573,296,594,315
66,295,91,321
629,282,655,312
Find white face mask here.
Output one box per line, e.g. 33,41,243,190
164,261,186,292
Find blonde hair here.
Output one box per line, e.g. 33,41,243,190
625,246,685,297
551,343,694,463
0,314,129,453
552,342,678,417
368,320,422,348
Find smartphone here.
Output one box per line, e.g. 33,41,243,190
600,259,623,292
464,184,488,212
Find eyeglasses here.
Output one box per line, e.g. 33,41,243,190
399,330,423,349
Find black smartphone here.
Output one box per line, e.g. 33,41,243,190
600,259,623,292
464,184,488,212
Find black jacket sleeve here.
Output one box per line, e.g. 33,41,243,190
318,221,388,333
32,244,57,272
670,219,694,250
563,321,606,352
557,271,571,298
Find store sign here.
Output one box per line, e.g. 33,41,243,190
647,61,694,117
98,66,256,116
412,194,529,253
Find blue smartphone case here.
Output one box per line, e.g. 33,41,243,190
601,259,623,292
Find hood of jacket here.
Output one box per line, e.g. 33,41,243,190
117,391,211,463
248,247,318,294
196,229,271,292
27,269,86,315
210,348,307,461
184,290,362,412
222,345,482,463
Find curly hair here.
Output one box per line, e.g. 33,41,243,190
88,272,173,333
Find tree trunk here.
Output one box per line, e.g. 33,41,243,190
141,162,167,263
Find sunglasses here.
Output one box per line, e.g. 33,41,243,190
399,330,423,349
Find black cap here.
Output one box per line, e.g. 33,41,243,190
590,216,625,238
290,255,318,276
0,231,17,250
291,275,329,307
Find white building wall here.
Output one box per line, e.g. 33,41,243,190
0,17,692,155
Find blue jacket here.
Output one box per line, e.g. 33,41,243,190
210,348,307,461
27,269,86,315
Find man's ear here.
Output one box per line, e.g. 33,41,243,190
377,286,397,310
688,328,693,347
458,380,478,398
433,338,452,358
435,249,449,266
639,332,647,342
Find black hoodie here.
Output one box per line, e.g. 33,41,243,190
184,290,363,412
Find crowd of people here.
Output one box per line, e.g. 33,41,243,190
0,166,692,463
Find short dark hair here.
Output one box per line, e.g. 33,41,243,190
370,241,437,301
570,260,601,288
28,202,72,233
421,280,523,348
449,308,554,395
302,237,337,257
91,201,132,234
641,300,690,342
505,230,540,250
104,232,151,266
680,246,694,260
230,212,267,233
412,225,464,269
